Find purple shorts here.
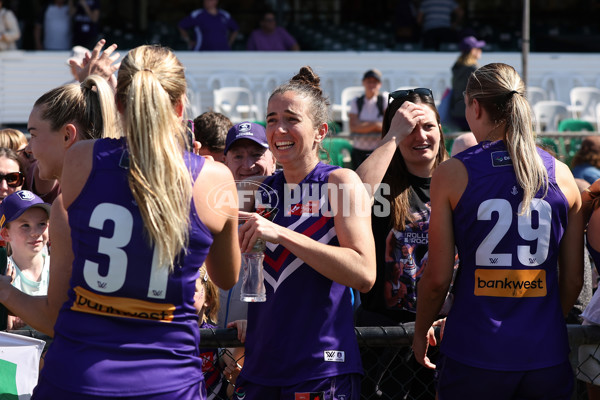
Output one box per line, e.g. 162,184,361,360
31,376,205,400
436,354,574,400
233,374,361,400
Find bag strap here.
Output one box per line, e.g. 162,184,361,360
356,94,365,115
376,94,385,117
357,94,385,117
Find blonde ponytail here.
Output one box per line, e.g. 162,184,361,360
466,63,548,215
116,45,191,271
34,75,120,140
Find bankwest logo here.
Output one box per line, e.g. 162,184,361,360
474,268,546,298
71,286,176,322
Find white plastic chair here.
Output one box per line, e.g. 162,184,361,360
541,72,586,103
339,86,365,135
569,86,600,124
533,101,570,132
213,87,261,124
526,86,547,109
207,73,253,91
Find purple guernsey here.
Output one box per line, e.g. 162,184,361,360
240,162,362,386
443,140,569,370
39,138,214,396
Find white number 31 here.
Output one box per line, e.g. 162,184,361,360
82,203,169,299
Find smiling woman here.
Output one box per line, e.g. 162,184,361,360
354,87,448,398
236,65,376,399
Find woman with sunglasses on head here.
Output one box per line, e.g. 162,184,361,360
236,66,376,399
355,87,448,399
413,63,583,399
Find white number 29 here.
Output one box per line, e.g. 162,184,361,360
475,198,552,267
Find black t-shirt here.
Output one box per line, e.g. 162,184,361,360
359,174,431,325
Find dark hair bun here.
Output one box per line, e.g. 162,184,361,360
290,66,322,96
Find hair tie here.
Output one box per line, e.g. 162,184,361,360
509,90,519,96
143,68,153,74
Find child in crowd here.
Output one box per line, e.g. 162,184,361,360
195,264,246,399
0,190,50,329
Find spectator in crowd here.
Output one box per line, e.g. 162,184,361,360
417,0,462,50
349,69,388,170
0,129,31,176
0,0,20,50
246,10,299,51
355,87,448,399
178,0,239,51
572,136,600,185
218,121,276,328
223,121,276,184
0,147,24,203
413,63,583,399
194,264,247,399
0,190,50,330
71,0,100,49
193,111,233,162
34,0,72,50
0,129,51,209
195,264,228,399
450,36,485,131
235,66,375,399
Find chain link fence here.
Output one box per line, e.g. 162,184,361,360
9,324,600,399
196,324,600,400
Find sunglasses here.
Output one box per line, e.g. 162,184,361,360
0,172,24,188
388,88,434,104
